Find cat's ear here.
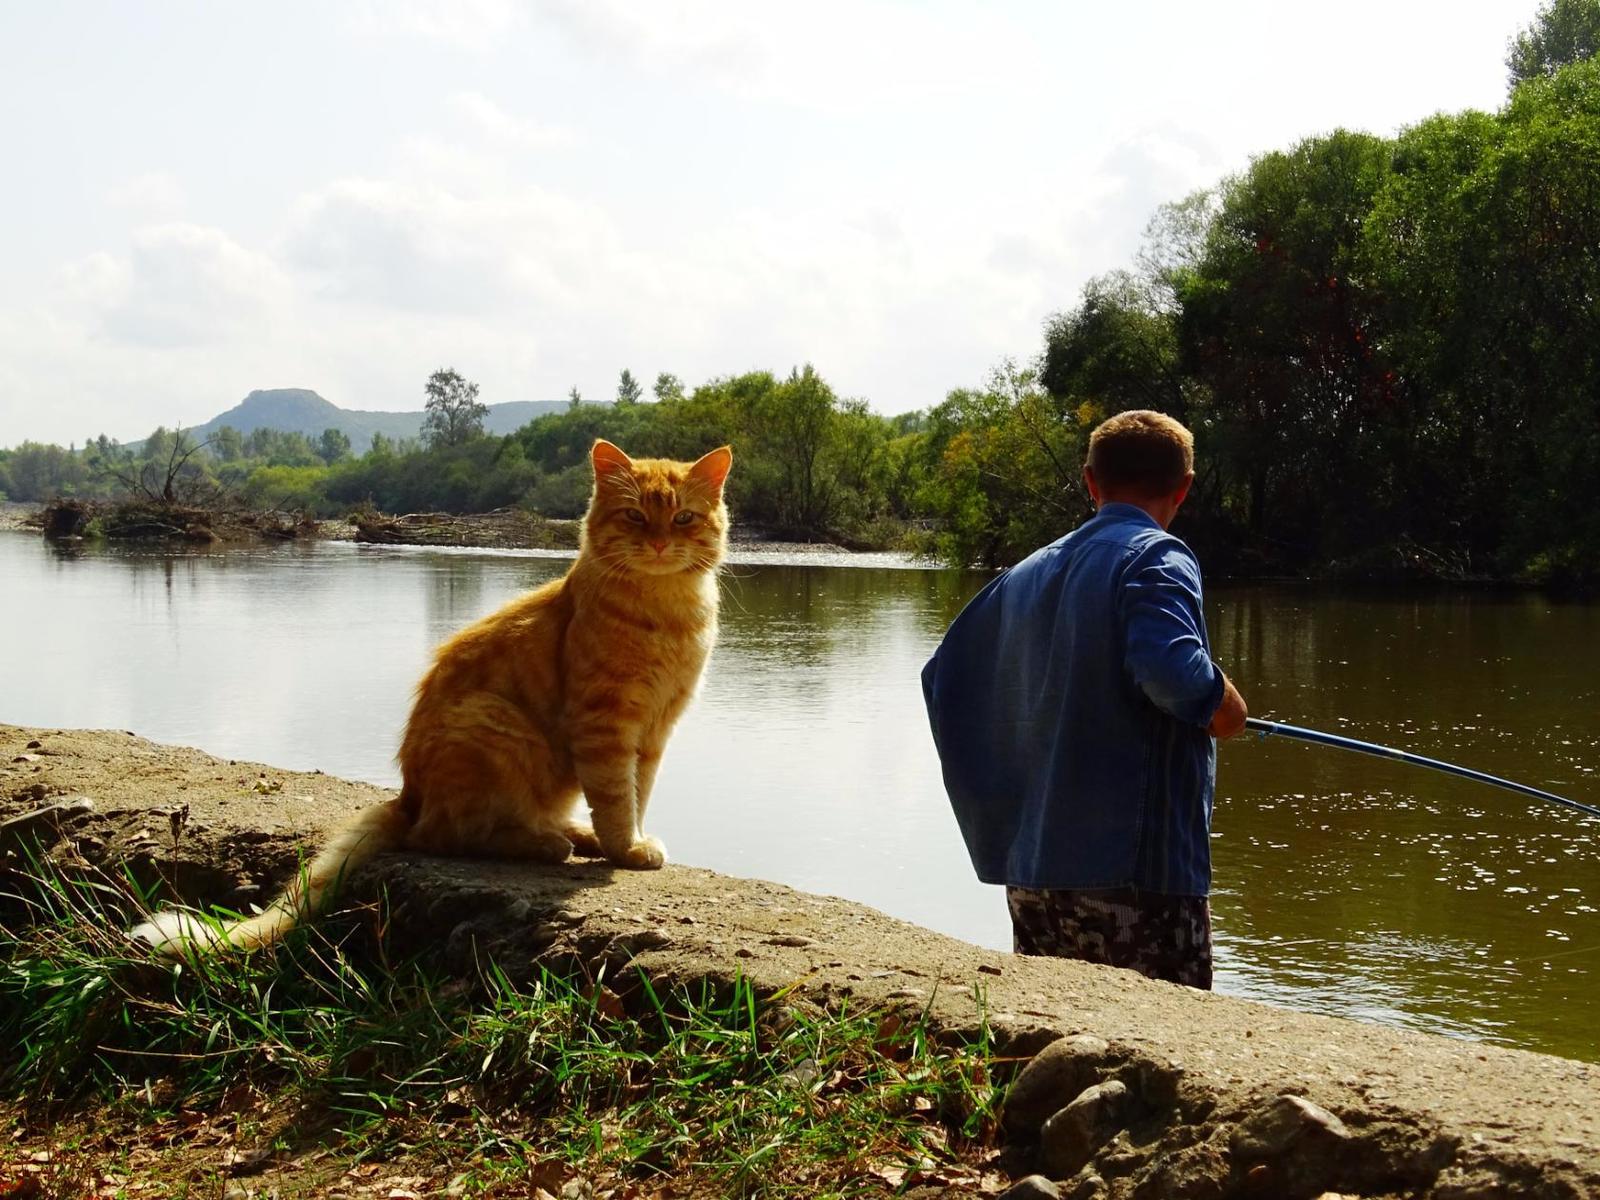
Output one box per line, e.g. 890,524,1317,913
591,439,633,478
689,445,733,492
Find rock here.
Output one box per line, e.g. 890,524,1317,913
0,796,96,851
1004,1034,1111,1138
1062,1172,1106,1200
765,933,817,947
996,1176,1062,1200
777,1057,822,1090
1128,1055,1185,1108
1040,1079,1130,1179
1231,1093,1349,1160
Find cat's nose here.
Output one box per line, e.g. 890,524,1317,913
650,540,668,555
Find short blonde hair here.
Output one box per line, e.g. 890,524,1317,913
1086,410,1194,497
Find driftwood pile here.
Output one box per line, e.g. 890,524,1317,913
38,499,316,545
351,507,579,551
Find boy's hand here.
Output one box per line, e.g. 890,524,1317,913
1208,673,1248,740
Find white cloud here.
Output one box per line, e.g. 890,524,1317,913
283,177,620,313
447,92,578,151
527,0,1036,113
64,223,290,348
106,171,187,217
342,0,524,51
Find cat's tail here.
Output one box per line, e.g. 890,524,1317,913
132,798,410,957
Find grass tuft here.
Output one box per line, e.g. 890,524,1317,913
0,857,1002,1197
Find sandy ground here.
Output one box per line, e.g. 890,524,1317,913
3,724,1597,1198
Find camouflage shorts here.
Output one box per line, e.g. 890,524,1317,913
1006,886,1213,990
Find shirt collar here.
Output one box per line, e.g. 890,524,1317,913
1095,501,1162,529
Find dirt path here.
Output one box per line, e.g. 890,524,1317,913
3,724,1597,1198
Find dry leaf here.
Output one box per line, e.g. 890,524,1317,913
588,984,626,1022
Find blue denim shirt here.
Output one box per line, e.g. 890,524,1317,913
922,503,1223,896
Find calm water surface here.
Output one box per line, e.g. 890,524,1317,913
2,533,1597,1062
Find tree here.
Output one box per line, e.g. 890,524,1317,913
420,368,487,449
369,432,395,457
1368,60,1600,581
105,428,216,504
1041,271,1187,419
1508,0,1600,86
913,362,1088,568
213,426,244,463
616,369,643,405
568,386,583,411
1175,130,1395,552
6,441,90,501
318,427,352,464
653,372,685,403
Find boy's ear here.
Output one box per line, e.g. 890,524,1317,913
591,439,633,477
690,445,733,491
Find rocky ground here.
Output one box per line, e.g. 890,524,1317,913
2,725,1597,1199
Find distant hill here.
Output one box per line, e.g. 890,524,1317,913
186,388,587,447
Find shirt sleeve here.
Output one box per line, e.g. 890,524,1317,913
1121,541,1224,728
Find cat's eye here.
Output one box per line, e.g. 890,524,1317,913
672,511,697,526
623,508,647,524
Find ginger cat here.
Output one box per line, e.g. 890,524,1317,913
136,438,731,954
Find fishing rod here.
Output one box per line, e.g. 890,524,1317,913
1243,717,1600,820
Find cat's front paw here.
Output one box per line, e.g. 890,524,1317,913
564,821,603,858
613,835,666,870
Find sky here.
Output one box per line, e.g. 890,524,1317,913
0,0,1528,448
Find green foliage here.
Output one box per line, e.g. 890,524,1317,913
420,368,487,449
1508,0,1600,86
1177,130,1396,564
1365,58,1600,579
653,372,685,403
910,363,1089,568
1041,272,1186,419
0,441,90,501
616,368,643,405
510,365,910,537
318,426,353,464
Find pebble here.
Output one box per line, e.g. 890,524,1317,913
777,1057,822,1090
997,1175,1062,1199
1040,1079,1129,1179
1232,1093,1349,1159
765,933,817,947
1004,1034,1111,1138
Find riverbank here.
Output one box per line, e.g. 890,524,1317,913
2,725,1596,1198
2,499,917,561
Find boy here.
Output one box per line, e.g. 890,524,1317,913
922,410,1246,988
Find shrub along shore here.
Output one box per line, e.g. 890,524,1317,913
2,724,1597,1198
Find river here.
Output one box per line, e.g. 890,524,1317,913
2,532,1596,1062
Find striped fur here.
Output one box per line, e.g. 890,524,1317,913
136,439,730,955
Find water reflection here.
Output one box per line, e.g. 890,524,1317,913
1,534,1597,1062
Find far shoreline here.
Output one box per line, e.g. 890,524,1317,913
0,500,938,570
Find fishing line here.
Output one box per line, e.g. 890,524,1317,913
1244,717,1600,820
